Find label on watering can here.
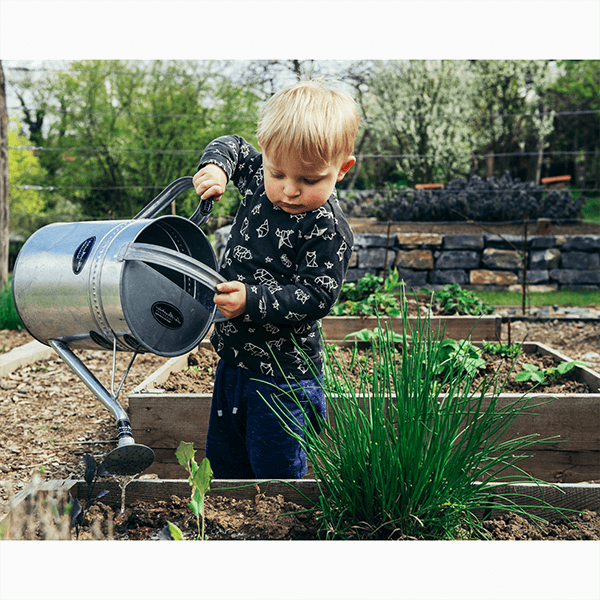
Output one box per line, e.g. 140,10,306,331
151,302,184,330
72,236,96,274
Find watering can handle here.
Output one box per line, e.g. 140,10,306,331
133,176,214,226
119,243,229,322
119,242,227,291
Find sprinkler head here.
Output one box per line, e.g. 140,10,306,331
103,443,155,476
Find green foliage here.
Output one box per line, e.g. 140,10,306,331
10,60,261,220
547,61,600,188
432,283,496,316
481,340,523,360
473,288,600,308
273,300,567,540
332,270,405,317
171,441,213,540
580,194,600,224
514,360,591,385
433,338,487,379
334,277,495,319
0,278,23,331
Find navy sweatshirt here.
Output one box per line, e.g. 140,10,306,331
198,135,354,380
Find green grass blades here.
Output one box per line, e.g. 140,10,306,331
171,441,213,540
0,277,23,331
274,296,565,540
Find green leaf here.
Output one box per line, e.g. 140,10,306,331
168,521,184,541
175,441,196,468
189,494,202,517
193,458,213,496
344,328,379,342
514,371,533,382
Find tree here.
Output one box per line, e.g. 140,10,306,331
7,116,54,238
8,60,262,219
0,61,9,288
547,60,600,189
362,60,476,187
468,60,555,182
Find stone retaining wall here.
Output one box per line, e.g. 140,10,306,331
350,232,600,290
214,226,600,291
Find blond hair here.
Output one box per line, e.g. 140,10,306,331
257,78,360,168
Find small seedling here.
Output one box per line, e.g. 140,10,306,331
482,340,523,359
515,360,591,385
162,441,213,540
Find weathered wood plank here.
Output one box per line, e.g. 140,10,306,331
68,479,600,518
320,315,501,342
0,340,55,378
3,479,598,525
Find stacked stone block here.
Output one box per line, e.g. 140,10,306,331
347,232,600,290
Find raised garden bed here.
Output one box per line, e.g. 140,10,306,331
3,477,599,540
129,341,600,483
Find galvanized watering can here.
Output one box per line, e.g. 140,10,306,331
12,177,227,475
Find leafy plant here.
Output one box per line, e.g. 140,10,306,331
481,340,523,359
515,360,591,385
433,338,487,379
273,300,566,540
433,284,496,316
163,441,213,540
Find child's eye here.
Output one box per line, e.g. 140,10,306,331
303,179,320,185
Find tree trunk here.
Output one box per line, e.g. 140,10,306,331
534,104,547,186
0,61,9,290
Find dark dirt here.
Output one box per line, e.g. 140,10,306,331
161,341,595,396
2,317,600,541
74,494,600,541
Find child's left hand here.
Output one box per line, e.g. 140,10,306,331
214,281,246,319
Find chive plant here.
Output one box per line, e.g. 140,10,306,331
272,295,564,540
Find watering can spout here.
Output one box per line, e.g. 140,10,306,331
49,340,155,476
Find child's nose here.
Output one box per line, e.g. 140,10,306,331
283,180,300,197
283,178,300,198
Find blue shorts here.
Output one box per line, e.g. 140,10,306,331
205,359,327,479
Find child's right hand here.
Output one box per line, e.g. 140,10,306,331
193,164,227,201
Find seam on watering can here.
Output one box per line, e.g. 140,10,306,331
89,221,132,350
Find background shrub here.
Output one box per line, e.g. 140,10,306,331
340,173,585,222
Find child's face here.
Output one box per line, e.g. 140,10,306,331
262,150,355,215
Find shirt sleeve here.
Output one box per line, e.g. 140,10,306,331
198,135,261,198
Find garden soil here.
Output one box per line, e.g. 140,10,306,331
1,316,600,541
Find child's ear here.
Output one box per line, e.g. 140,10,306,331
336,156,356,181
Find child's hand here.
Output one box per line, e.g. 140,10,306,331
214,281,246,319
193,164,227,201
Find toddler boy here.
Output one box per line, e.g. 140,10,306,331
193,78,360,479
